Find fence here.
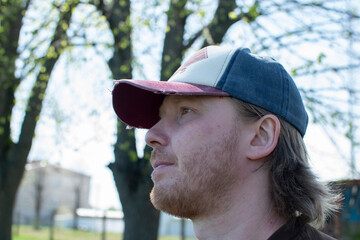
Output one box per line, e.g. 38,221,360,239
13,209,196,239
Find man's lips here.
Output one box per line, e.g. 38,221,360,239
151,159,175,181
152,161,173,169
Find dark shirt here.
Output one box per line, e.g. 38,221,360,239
268,218,336,240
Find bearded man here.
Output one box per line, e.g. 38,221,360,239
112,46,340,240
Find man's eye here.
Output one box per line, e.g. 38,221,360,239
180,108,192,116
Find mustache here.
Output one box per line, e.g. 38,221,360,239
150,148,176,163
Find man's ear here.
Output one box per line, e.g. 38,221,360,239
246,114,280,160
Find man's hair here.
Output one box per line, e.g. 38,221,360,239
231,98,341,229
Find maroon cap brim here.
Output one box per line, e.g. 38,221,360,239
112,79,229,129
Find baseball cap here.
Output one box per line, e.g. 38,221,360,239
112,46,308,136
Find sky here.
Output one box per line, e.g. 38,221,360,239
10,0,360,211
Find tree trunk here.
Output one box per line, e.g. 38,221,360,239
93,0,161,239
0,1,79,239
110,124,160,240
0,3,26,239
109,142,159,239
203,0,238,47
160,0,189,81
0,184,18,240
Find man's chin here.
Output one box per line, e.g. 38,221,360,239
149,186,167,212
150,186,200,219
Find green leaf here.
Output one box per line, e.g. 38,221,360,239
317,53,326,63
228,11,237,20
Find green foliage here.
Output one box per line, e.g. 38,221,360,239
317,53,326,63
119,141,130,151
239,1,261,23
247,1,260,19
144,151,151,161
128,150,138,162
228,11,237,20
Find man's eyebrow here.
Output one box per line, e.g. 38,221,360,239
158,96,205,118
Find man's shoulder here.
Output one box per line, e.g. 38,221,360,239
268,218,337,240
302,224,336,240
319,231,337,240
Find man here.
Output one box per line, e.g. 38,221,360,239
112,46,340,239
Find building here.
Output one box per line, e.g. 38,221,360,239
13,161,91,226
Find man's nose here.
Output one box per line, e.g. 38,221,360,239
145,119,169,148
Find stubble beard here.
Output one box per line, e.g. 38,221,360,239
150,128,239,220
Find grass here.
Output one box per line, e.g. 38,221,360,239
12,225,196,240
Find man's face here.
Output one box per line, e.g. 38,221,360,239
145,96,251,220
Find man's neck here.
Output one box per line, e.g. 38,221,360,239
193,206,286,240
191,171,287,240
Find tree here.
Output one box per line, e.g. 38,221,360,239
0,0,80,239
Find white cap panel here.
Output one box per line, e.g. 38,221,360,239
168,46,236,87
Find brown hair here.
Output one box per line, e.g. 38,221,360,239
231,98,341,228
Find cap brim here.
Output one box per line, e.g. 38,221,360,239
112,79,229,129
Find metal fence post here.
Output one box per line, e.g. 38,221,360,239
101,211,107,240
49,210,56,240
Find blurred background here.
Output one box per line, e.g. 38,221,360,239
1,0,359,239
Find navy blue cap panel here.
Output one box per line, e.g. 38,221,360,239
216,48,308,136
